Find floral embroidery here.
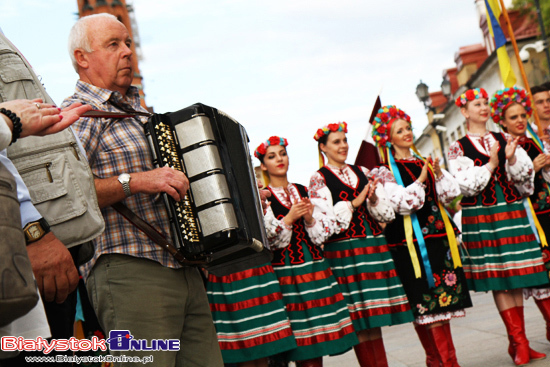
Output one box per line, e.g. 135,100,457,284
439,292,452,307
448,142,464,160
533,182,550,212
444,271,457,286
422,227,429,234
371,166,396,185
415,241,466,316
435,220,444,230
433,274,441,287
309,174,327,199
417,304,428,315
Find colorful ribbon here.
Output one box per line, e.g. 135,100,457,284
513,125,547,248
411,147,463,269
388,151,435,288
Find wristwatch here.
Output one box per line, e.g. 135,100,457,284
23,218,51,245
118,173,132,197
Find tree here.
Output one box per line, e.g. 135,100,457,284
512,0,550,37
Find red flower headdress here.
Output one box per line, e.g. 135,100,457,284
313,122,348,141
371,105,411,148
489,86,532,124
254,136,289,160
455,88,488,107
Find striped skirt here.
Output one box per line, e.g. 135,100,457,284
461,186,547,292
273,255,358,361
323,231,414,332
207,263,297,364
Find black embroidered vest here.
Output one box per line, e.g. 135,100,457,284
318,165,382,243
457,132,521,206
519,137,550,215
383,160,458,246
268,184,323,266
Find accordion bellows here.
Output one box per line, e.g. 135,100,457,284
144,103,271,275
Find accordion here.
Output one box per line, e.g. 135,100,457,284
144,103,271,276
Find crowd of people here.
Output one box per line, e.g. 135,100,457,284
1,11,550,367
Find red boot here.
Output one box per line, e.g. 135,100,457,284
535,297,550,342
414,323,442,367
353,340,376,367
515,306,546,361
427,325,455,367
296,357,323,367
442,323,460,367
370,337,389,367
499,307,533,366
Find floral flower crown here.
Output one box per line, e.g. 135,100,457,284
254,136,289,159
313,122,348,141
371,105,411,148
455,88,488,107
490,86,532,124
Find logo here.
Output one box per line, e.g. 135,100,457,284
106,331,180,351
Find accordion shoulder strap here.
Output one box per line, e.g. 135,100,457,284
111,202,206,266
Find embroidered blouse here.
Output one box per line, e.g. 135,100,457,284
263,183,331,249
448,132,534,198
373,157,460,216
308,164,395,236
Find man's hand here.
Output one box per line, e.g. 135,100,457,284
132,166,189,201
26,232,79,304
259,189,271,215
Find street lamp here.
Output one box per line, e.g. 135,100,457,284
432,114,449,168
416,80,430,106
415,81,449,167
519,40,548,62
441,79,452,99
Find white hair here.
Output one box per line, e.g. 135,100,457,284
68,13,120,72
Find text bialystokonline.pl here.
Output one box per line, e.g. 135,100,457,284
25,354,154,364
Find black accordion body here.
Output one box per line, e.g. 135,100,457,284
144,103,271,276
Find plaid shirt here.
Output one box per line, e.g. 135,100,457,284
63,80,181,279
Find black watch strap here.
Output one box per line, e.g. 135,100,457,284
23,217,51,244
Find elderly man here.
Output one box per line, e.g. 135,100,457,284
63,14,223,367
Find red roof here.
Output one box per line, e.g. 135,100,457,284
443,67,459,95
454,44,488,71
500,9,540,40
430,91,448,112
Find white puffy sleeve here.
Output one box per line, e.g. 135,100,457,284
304,209,333,246
308,171,348,237
362,167,395,222
435,168,461,206
448,141,493,197
263,206,293,250
506,144,535,197
371,165,425,216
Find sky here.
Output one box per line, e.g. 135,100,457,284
0,0,486,185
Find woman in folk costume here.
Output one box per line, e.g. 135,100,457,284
254,136,358,367
370,106,472,367
490,86,550,347
448,88,548,366
308,122,414,367
207,218,296,365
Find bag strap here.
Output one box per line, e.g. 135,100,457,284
111,202,207,266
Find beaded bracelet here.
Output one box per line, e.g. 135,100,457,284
0,108,22,144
